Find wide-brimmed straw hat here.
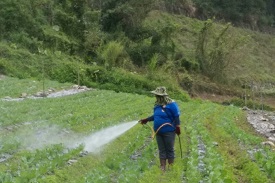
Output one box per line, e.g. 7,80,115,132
150,86,168,96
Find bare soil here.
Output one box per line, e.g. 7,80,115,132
246,109,275,142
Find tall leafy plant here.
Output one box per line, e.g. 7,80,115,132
147,53,159,73
195,19,247,82
100,0,155,40
98,41,125,70
0,0,40,41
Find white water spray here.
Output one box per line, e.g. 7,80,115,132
73,121,138,153
2,121,138,154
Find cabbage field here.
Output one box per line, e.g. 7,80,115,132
0,77,275,183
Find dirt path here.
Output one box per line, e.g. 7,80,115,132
246,109,275,142
2,85,92,101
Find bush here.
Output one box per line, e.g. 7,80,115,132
97,41,126,70
85,67,190,101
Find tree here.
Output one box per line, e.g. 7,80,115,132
196,19,247,81
0,0,39,39
100,0,155,39
97,41,125,70
192,0,273,29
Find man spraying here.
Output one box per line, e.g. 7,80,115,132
139,86,181,171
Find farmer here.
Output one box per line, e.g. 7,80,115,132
139,86,181,171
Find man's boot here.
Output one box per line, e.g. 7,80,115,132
160,159,166,172
168,158,174,169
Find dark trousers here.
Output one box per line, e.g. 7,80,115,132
156,132,175,159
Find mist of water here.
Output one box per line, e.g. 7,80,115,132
72,121,138,153
15,123,81,150
8,121,138,153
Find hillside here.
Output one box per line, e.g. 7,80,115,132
0,1,274,106
0,77,275,182
144,11,275,95
1,1,275,182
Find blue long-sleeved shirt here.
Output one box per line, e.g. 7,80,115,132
147,101,180,134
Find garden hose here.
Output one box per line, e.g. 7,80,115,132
143,123,155,138
142,122,183,158
144,123,172,139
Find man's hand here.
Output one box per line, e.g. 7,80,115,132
139,118,148,125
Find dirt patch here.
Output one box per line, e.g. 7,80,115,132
245,109,275,142
2,85,92,101
263,97,275,109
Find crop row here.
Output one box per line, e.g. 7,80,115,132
0,87,154,182
1,77,275,182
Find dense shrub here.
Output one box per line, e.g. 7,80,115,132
85,67,190,100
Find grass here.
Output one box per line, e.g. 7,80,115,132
0,77,275,182
144,11,275,95
1,10,275,100
0,76,72,98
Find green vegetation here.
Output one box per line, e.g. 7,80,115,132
0,1,275,181
0,0,274,102
0,77,274,182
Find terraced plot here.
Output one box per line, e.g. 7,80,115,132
0,77,274,182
